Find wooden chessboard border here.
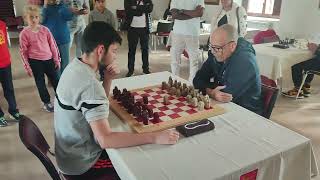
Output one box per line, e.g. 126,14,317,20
109,85,226,133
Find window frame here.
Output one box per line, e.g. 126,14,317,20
242,0,282,19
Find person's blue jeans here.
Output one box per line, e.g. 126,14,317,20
57,43,70,77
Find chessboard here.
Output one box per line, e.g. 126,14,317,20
110,79,225,133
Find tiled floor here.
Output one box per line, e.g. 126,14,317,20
0,38,320,180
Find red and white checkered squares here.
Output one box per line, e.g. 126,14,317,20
130,86,208,125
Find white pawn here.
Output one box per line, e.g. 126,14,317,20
198,101,205,111
192,97,198,107
204,99,211,109
186,95,192,103
163,95,169,105
205,95,210,102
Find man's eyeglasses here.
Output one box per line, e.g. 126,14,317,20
208,41,234,54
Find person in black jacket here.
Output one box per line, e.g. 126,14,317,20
193,24,263,115
124,0,153,77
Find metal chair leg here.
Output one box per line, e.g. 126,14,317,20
296,72,309,100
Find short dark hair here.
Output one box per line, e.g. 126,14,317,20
81,21,122,54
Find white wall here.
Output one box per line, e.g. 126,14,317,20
279,0,320,40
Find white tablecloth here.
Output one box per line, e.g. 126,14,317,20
106,72,318,180
253,43,314,89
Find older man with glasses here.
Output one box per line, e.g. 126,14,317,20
193,24,263,115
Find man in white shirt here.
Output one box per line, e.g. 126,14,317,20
170,0,204,82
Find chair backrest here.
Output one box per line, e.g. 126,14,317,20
19,115,62,180
260,76,279,119
156,22,173,34
253,29,278,44
262,34,280,43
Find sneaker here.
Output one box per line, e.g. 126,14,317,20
302,85,311,97
0,116,8,127
43,103,54,112
126,71,134,77
9,111,21,122
282,88,304,99
143,69,151,74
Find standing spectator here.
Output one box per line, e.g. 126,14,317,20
64,0,89,59
89,0,116,81
0,20,22,126
19,5,60,112
89,0,116,28
124,0,153,77
210,0,247,37
42,0,74,76
170,0,204,82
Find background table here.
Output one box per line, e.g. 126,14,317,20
253,43,314,90
107,71,318,180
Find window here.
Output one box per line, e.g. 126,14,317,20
242,0,282,18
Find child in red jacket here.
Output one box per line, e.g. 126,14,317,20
0,20,21,127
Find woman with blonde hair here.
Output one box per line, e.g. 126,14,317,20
19,5,60,112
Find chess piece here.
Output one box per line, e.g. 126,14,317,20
147,108,153,118
129,95,135,105
142,104,148,111
182,83,187,90
199,95,205,102
168,77,173,87
174,80,178,88
197,95,202,102
143,96,148,104
186,95,192,103
204,99,211,109
162,81,167,90
176,89,181,97
133,105,140,117
192,90,196,98
192,97,198,107
153,112,160,123
177,82,181,88
170,87,177,95
141,110,149,125
198,101,205,111
127,103,134,114
182,89,188,97
204,95,210,102
163,95,169,105
189,86,194,92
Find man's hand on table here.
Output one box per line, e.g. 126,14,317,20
152,129,180,145
206,86,233,103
